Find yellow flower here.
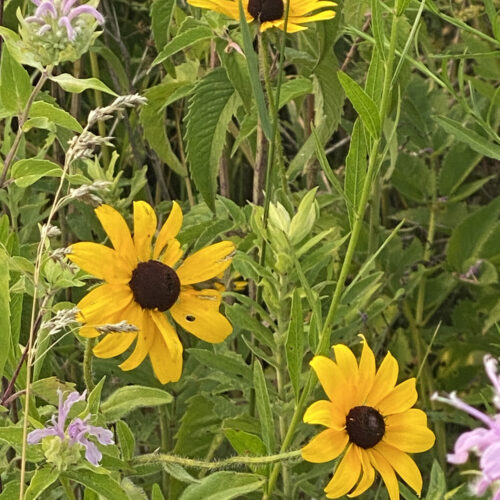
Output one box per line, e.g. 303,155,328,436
301,339,435,499
68,201,235,384
188,0,336,33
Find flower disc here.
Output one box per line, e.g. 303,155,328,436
345,405,385,449
129,260,180,311
248,0,284,22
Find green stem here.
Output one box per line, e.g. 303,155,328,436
83,338,96,393
59,477,77,500
266,12,401,498
132,449,302,469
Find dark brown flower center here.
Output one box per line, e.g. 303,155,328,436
345,406,385,449
248,0,284,22
129,260,180,311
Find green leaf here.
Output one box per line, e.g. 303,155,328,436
226,303,276,349
286,289,304,402
238,2,272,140
0,480,21,499
278,77,313,109
151,484,165,500
0,46,31,114
151,0,176,51
253,361,275,453
0,251,10,380
338,71,381,138
162,463,200,484
179,472,264,500
439,143,481,196
116,420,135,461
63,470,129,500
425,460,447,500
187,348,252,382
101,386,173,421
447,196,500,271
152,25,213,66
85,376,106,416
30,101,83,132
185,68,238,211
25,466,59,500
11,159,61,187
344,119,367,226
371,0,386,57
435,116,500,161
224,429,266,457
49,74,117,96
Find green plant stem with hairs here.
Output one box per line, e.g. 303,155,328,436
266,10,402,497
83,337,96,393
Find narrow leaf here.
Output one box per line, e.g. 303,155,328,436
30,101,83,132
286,289,304,402
0,251,10,380
49,74,117,96
253,361,275,453
151,0,176,50
116,420,135,461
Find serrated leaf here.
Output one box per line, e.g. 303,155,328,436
179,472,264,500
11,159,61,187
30,101,82,132
338,71,381,137
447,196,500,271
151,0,176,51
186,68,238,211
345,119,367,226
49,74,117,96
63,470,128,500
153,25,212,66
286,289,304,402
0,46,31,114
435,116,500,161
25,466,59,500
101,386,172,421
253,361,275,454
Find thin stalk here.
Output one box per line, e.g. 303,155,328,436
59,477,77,500
83,338,96,393
0,70,50,187
266,12,401,497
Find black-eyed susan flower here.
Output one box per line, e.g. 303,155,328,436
187,0,336,33
301,338,435,499
68,201,235,384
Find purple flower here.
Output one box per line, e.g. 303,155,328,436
28,389,114,466
25,0,104,41
433,355,500,498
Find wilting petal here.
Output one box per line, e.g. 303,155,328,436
69,242,131,283
133,201,157,262
176,241,235,285
303,400,345,430
301,428,348,464
153,202,183,259
324,444,361,498
375,441,423,496
364,352,398,407
170,288,232,342
94,204,136,268
376,378,417,416
368,448,399,500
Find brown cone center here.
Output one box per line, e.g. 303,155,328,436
345,405,385,449
248,0,284,22
129,260,180,311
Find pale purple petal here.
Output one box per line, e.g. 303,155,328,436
58,17,76,40
67,417,89,444
86,424,114,445
485,355,500,409
480,442,500,480
62,0,79,15
37,24,52,35
59,390,86,430
79,436,102,466
35,1,58,19
493,488,500,500
67,5,104,24
473,478,491,497
31,0,43,5
25,16,45,23
447,428,497,464
27,427,60,444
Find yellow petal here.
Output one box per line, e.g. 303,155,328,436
93,332,136,358
153,202,183,259
375,442,423,496
367,448,399,500
150,311,181,358
348,450,375,497
69,242,131,284
95,204,136,268
332,344,358,379
376,378,417,416
119,307,151,371
301,428,348,464
356,338,376,405
176,241,235,285
365,352,399,407
170,288,232,342
162,239,183,268
309,356,352,414
324,444,361,498
383,423,436,453
148,319,183,384
386,408,428,428
77,284,133,326
133,201,157,262
303,400,345,430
